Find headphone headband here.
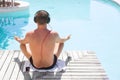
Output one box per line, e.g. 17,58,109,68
34,10,50,24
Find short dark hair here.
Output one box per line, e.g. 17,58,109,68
34,10,50,24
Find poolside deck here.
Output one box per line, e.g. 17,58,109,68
0,50,108,80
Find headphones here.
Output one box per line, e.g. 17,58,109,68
34,10,50,24
46,16,50,23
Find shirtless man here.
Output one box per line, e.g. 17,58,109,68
14,10,70,69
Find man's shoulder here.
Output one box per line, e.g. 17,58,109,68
49,30,60,38
50,30,58,34
27,31,34,34
26,31,34,37
50,30,59,36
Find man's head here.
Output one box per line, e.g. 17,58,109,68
34,10,50,25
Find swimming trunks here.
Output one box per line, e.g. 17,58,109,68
29,55,57,70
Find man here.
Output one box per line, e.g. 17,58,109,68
15,10,70,69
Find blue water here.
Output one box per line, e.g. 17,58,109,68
0,0,120,80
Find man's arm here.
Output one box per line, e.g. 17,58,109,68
55,43,64,58
56,33,71,43
14,33,29,44
54,32,71,58
14,33,31,59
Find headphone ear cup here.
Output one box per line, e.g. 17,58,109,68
34,16,37,23
47,17,50,23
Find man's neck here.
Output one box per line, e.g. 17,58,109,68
37,24,47,30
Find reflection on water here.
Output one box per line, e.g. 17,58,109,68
0,10,29,49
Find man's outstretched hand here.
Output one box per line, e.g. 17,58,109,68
66,34,71,40
14,36,21,43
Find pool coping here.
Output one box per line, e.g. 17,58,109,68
113,0,120,5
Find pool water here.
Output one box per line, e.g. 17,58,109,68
0,0,120,80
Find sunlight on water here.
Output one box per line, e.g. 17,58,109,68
0,9,29,49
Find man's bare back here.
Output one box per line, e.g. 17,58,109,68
27,29,59,68
14,10,71,69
